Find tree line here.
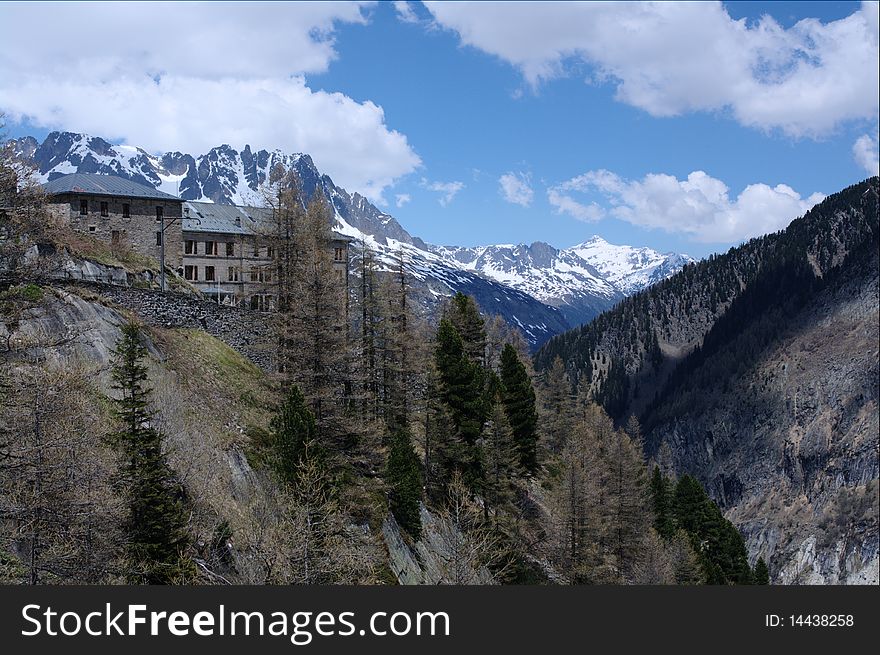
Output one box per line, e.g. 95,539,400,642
0,156,772,584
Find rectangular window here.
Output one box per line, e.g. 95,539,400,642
184,240,196,255
250,295,271,311
80,200,88,215
88,225,96,233
267,246,275,259
100,201,109,217
228,266,239,282
253,240,260,258
226,241,235,257
184,265,197,281
122,203,130,218
205,266,216,282
156,206,164,222
334,247,345,262
156,231,162,246
335,268,344,283
205,241,217,256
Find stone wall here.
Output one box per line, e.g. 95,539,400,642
64,280,275,371
50,194,183,268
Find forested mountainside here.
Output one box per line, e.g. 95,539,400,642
535,177,880,583
1,162,760,586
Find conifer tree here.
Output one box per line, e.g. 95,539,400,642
538,356,573,453
600,427,651,583
269,385,318,486
650,466,677,540
111,322,192,584
673,474,752,585
385,430,422,540
754,557,770,585
445,293,487,365
546,412,602,583
434,318,489,491
499,344,539,475
483,383,518,519
280,192,350,445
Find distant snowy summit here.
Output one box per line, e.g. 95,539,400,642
432,238,693,324
6,131,693,344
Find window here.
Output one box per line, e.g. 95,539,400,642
205,266,216,281
334,247,345,262
156,206,164,222
122,203,130,218
185,240,196,255
100,201,109,217
228,266,239,282
88,225,97,233
253,240,260,257
335,268,344,283
226,241,235,257
250,269,259,282
184,265,198,281
267,246,275,259
205,241,218,256
156,231,163,246
80,200,88,215
263,270,272,283
250,295,272,311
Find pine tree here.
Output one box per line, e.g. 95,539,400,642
444,293,487,365
269,385,318,486
538,356,573,453
673,474,752,585
546,410,602,583
385,430,423,540
434,318,488,492
483,382,518,518
499,344,539,476
600,426,651,583
111,322,192,584
650,466,677,540
754,557,770,584
279,192,350,446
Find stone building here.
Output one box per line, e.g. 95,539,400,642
42,173,351,309
181,201,351,309
42,172,183,267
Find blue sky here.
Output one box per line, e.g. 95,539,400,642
2,1,878,259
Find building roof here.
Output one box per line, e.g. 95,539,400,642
183,200,354,241
183,201,270,236
42,173,182,202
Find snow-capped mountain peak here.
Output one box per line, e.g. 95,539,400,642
6,130,693,346
567,235,694,296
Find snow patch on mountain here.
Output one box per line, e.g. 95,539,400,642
568,236,695,296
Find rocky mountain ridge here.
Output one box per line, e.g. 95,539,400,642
5,131,691,345
535,177,880,583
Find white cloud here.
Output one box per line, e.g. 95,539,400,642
395,193,412,207
499,171,534,207
853,134,880,176
425,1,880,137
421,178,464,206
548,169,825,243
393,1,420,23
0,2,423,202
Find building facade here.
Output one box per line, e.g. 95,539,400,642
42,173,184,268
42,173,350,309
181,201,351,309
